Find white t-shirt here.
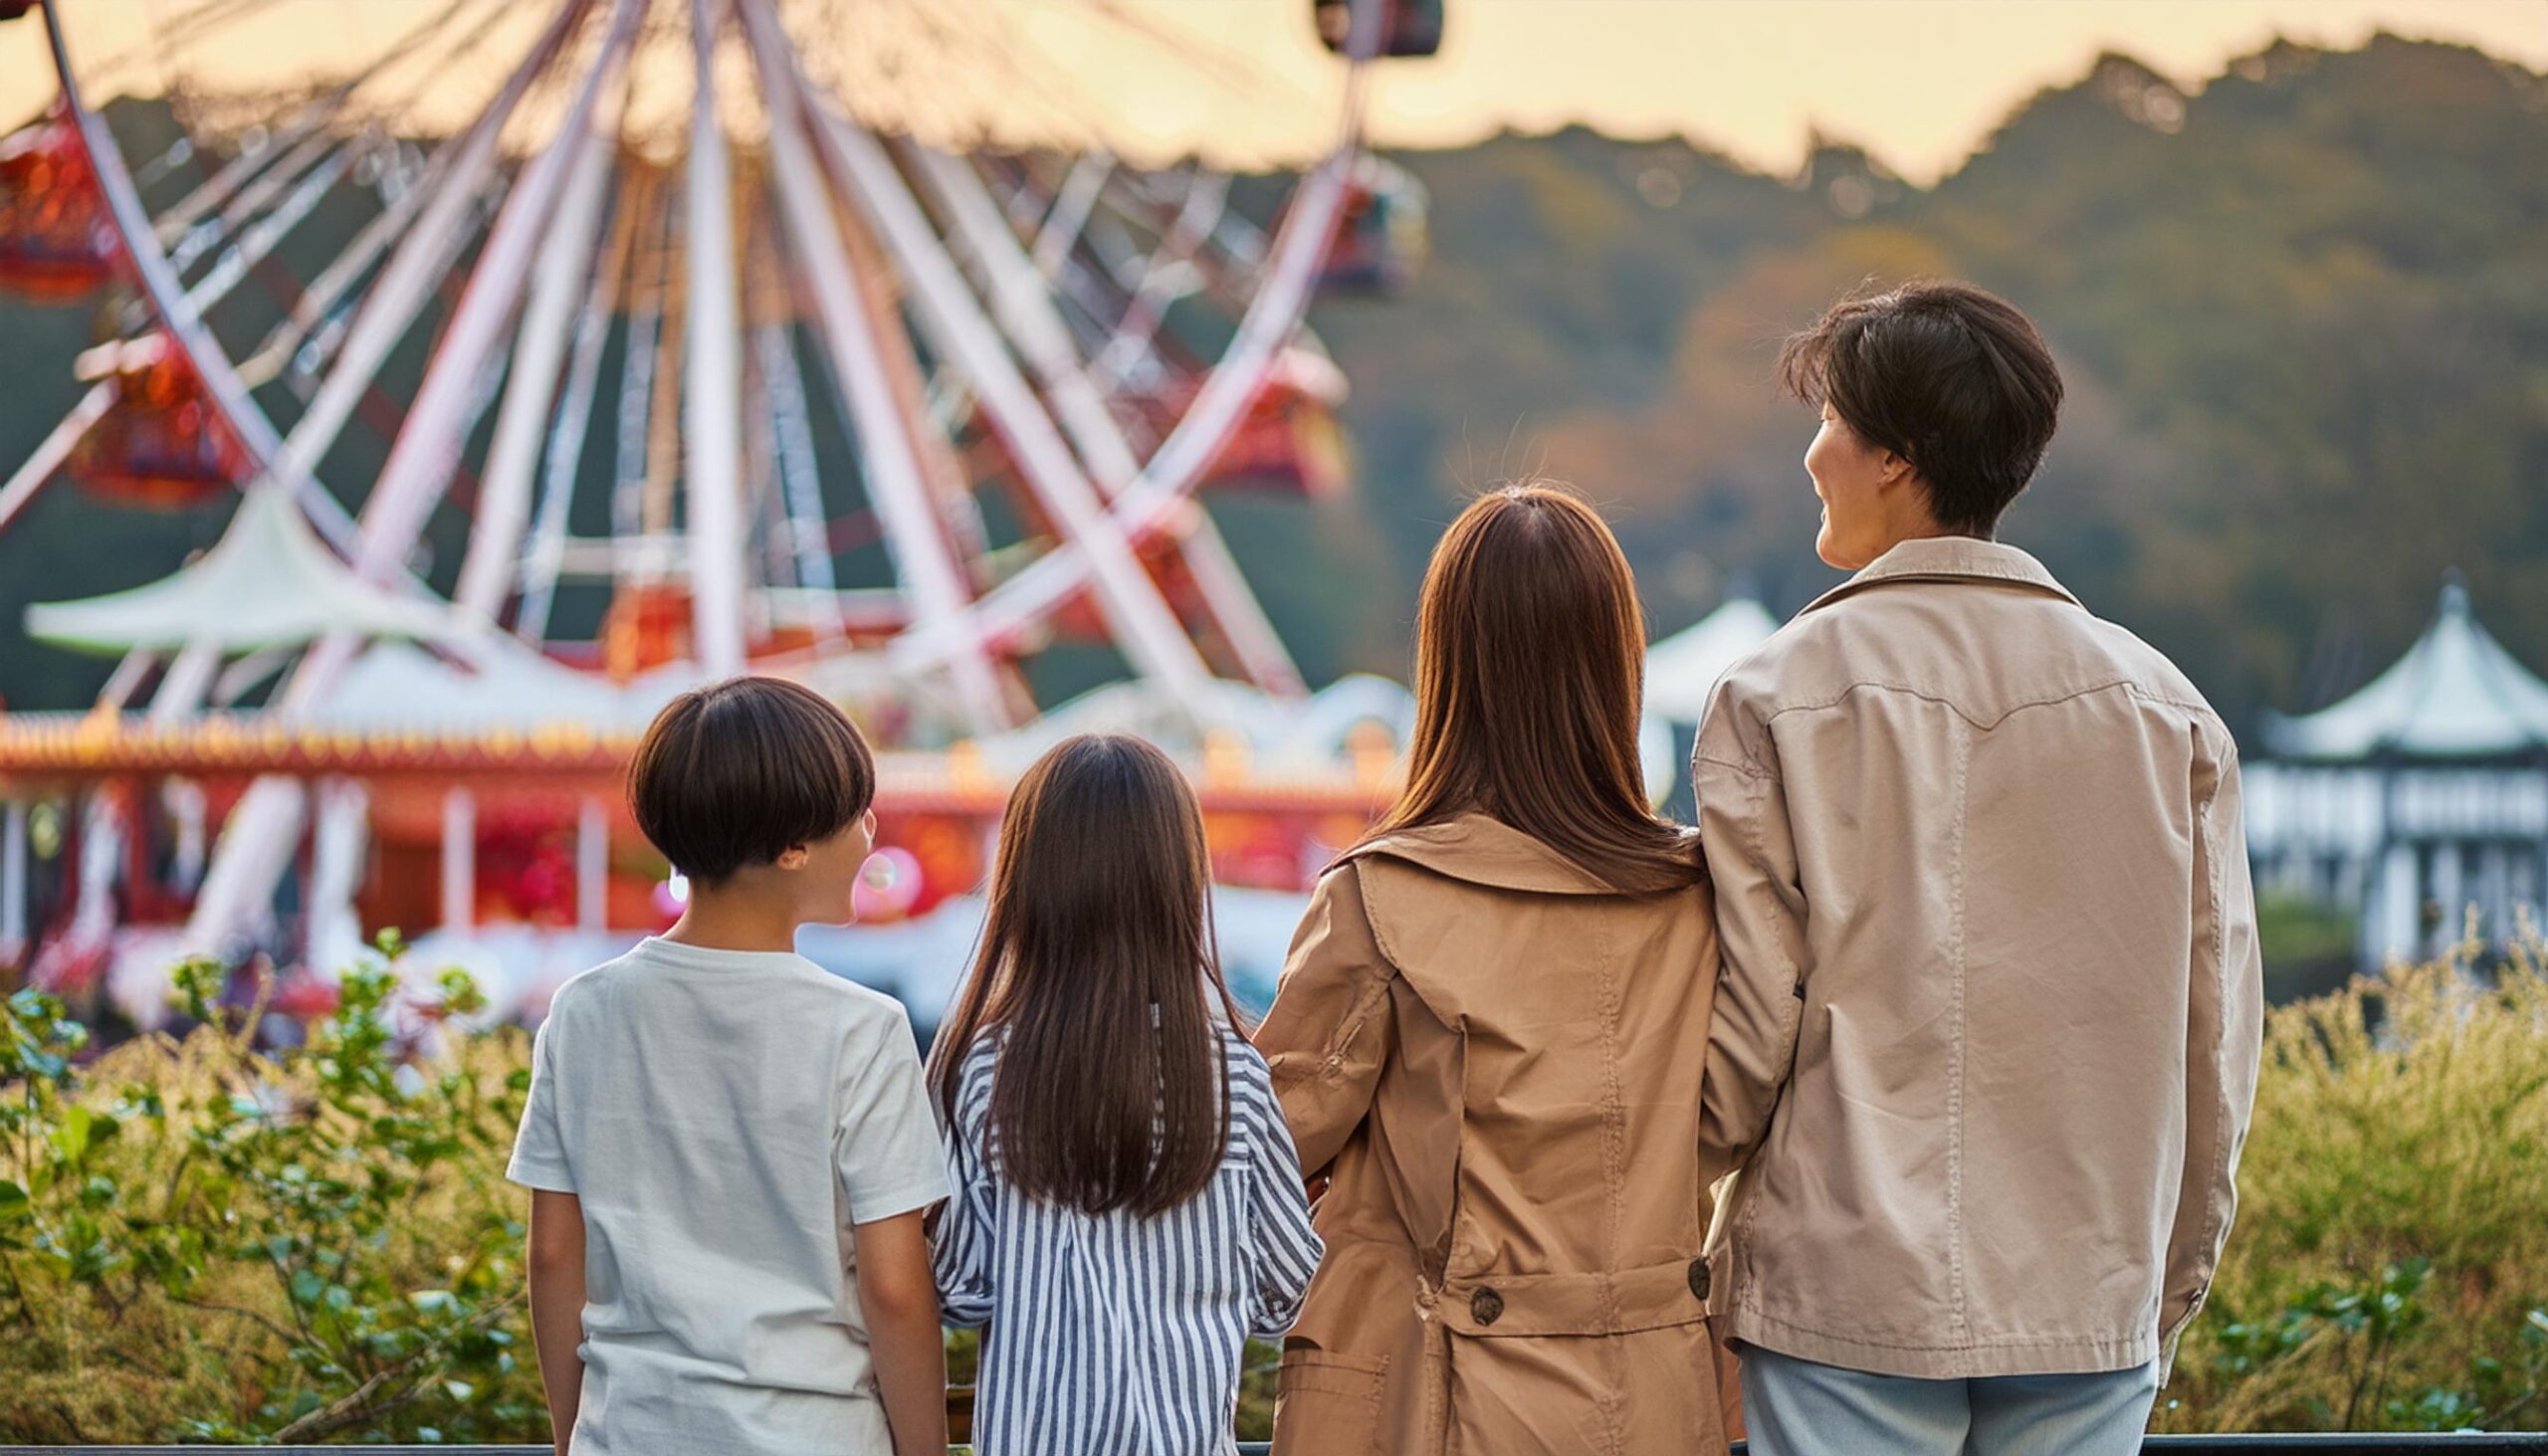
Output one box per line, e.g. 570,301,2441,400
508,936,950,1456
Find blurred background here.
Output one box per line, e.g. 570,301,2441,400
1,0,2545,1028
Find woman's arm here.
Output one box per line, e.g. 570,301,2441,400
854,1210,949,1456
1252,863,1396,1177
526,1189,587,1456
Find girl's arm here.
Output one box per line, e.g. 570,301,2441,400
1252,862,1397,1175
932,1079,998,1328
853,1210,949,1456
1241,1054,1325,1340
527,1189,587,1456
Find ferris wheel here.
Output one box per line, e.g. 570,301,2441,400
0,0,1439,960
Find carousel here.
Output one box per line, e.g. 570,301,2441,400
0,0,1441,1026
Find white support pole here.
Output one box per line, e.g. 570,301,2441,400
578,797,608,935
454,114,617,619
681,0,748,677
441,787,477,936
743,5,1010,735
1,801,26,965
910,144,1304,696
769,30,1220,719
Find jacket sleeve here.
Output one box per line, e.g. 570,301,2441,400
1252,861,1396,1178
2161,723,2266,1371
1694,679,1811,1188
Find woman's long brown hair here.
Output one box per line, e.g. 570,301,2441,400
1364,482,1704,895
928,733,1246,1218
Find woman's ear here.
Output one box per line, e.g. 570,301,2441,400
775,843,811,871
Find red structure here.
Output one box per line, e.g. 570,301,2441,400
0,104,120,303
66,335,254,509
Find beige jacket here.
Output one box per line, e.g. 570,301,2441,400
1255,815,1737,1455
1694,536,2263,1381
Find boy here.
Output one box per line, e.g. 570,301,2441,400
1693,282,2263,1455
510,677,948,1456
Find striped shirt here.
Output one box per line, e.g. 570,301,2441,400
935,1027,1324,1456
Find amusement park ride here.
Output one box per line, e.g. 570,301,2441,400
0,0,1442,1021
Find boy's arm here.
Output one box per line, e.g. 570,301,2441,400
853,1211,948,1456
527,1188,587,1456
1694,682,1810,1187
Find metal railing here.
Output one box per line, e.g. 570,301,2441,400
8,1439,2548,1454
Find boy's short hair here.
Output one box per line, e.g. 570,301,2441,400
1777,280,2064,535
628,677,875,884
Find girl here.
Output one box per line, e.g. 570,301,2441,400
1254,483,1737,1454
930,733,1323,1456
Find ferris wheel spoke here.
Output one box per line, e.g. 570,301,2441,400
452,111,618,621
0,383,116,537
766,20,1226,720
260,0,603,552
744,0,1010,733
514,175,627,645
907,140,1301,696
147,0,496,251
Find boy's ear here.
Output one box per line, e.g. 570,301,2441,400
775,843,811,871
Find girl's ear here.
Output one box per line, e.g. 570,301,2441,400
775,843,811,871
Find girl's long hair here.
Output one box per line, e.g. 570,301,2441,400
1364,482,1704,896
928,733,1245,1217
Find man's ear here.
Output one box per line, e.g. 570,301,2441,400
775,843,811,871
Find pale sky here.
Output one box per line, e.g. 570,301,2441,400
3,1,2543,183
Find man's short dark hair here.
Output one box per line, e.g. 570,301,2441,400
1777,280,2064,535
628,676,875,884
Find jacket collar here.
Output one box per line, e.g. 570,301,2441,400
1340,812,1621,897
1801,535,2082,617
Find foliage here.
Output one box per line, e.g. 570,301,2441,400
0,936,541,1443
7,936,2547,1439
2158,937,2548,1433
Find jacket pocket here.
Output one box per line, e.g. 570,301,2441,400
1273,1343,1389,1456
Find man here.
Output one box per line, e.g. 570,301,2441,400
1694,281,2263,1455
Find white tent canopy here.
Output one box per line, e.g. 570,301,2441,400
1645,597,1781,724
25,488,457,656
2263,578,2548,761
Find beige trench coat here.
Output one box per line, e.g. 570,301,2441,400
1255,814,1737,1456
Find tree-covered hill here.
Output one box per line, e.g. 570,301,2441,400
5,34,2544,737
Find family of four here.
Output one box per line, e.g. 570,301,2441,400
507,280,2265,1456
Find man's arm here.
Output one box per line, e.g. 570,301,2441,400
526,1188,587,1456
853,1210,948,1456
1694,683,1811,1188
2160,724,2266,1369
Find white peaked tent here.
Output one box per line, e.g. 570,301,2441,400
2262,579,2548,760
1645,597,1782,724
2247,576,2548,968
26,487,456,655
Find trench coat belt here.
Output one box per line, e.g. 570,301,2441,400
1429,1256,1715,1339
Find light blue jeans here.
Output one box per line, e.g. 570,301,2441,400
1741,1346,2162,1456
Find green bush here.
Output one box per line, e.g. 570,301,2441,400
2157,937,2548,1432
4,936,2544,1441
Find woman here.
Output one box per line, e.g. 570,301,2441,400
1254,483,1735,1455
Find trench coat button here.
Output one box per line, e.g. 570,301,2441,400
1688,1259,1712,1302
1470,1287,1504,1327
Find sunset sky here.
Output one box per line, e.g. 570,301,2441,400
2,1,2543,183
